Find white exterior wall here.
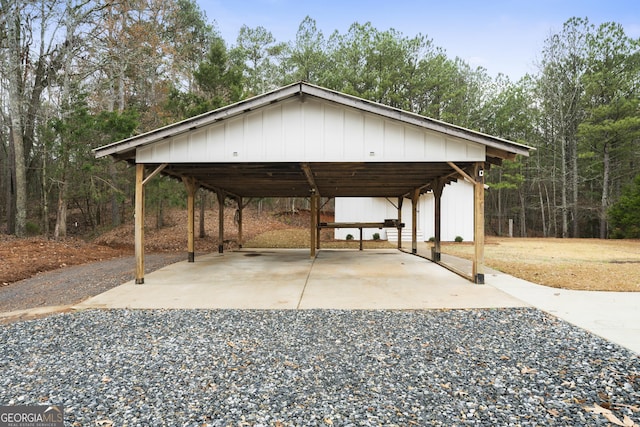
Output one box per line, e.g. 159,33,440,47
334,180,474,242
420,180,474,241
333,198,401,240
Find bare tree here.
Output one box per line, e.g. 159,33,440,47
537,18,589,237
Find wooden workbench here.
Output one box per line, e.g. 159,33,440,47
318,221,404,250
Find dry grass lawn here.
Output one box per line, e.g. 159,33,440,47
440,237,640,292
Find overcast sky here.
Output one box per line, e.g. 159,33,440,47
201,0,640,81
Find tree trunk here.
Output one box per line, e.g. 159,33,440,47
54,181,68,238
519,191,527,237
571,137,579,237
5,137,16,235
95,201,101,228
538,182,547,237
497,181,502,236
156,198,164,229
199,190,206,238
600,143,610,239
560,138,569,238
85,197,95,231
9,121,27,237
118,69,126,112
42,151,49,236
549,177,557,237
109,162,121,226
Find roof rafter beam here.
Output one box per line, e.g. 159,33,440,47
300,162,320,196
200,184,241,200
487,146,516,161
447,162,475,184
162,167,243,200
142,163,168,186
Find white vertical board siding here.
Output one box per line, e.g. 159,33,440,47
189,129,207,159
171,134,189,161
405,127,425,159
323,104,343,158
364,116,384,160
334,198,399,240
225,117,244,160
305,101,324,158
264,106,284,160
334,181,474,242
246,110,264,160
383,121,404,160
283,101,304,160
152,139,172,160
334,197,414,240
442,180,474,241
344,110,364,160
420,180,474,241
135,97,485,163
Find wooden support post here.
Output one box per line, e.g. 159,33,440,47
359,227,363,251
411,188,420,254
187,190,195,262
183,177,198,262
217,190,225,253
473,163,486,284
397,197,403,249
236,197,253,249
432,179,445,262
316,198,321,250
134,164,145,284
310,193,318,257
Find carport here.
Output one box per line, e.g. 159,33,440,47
94,82,532,284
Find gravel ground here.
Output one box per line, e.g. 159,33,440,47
1,308,638,426
0,253,184,313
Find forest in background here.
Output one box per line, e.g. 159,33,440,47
1,0,639,240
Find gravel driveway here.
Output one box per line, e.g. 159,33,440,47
0,253,184,313
1,309,639,426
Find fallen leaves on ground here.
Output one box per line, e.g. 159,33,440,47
583,403,640,426
0,236,129,284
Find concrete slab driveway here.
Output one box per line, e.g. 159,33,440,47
75,249,526,310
